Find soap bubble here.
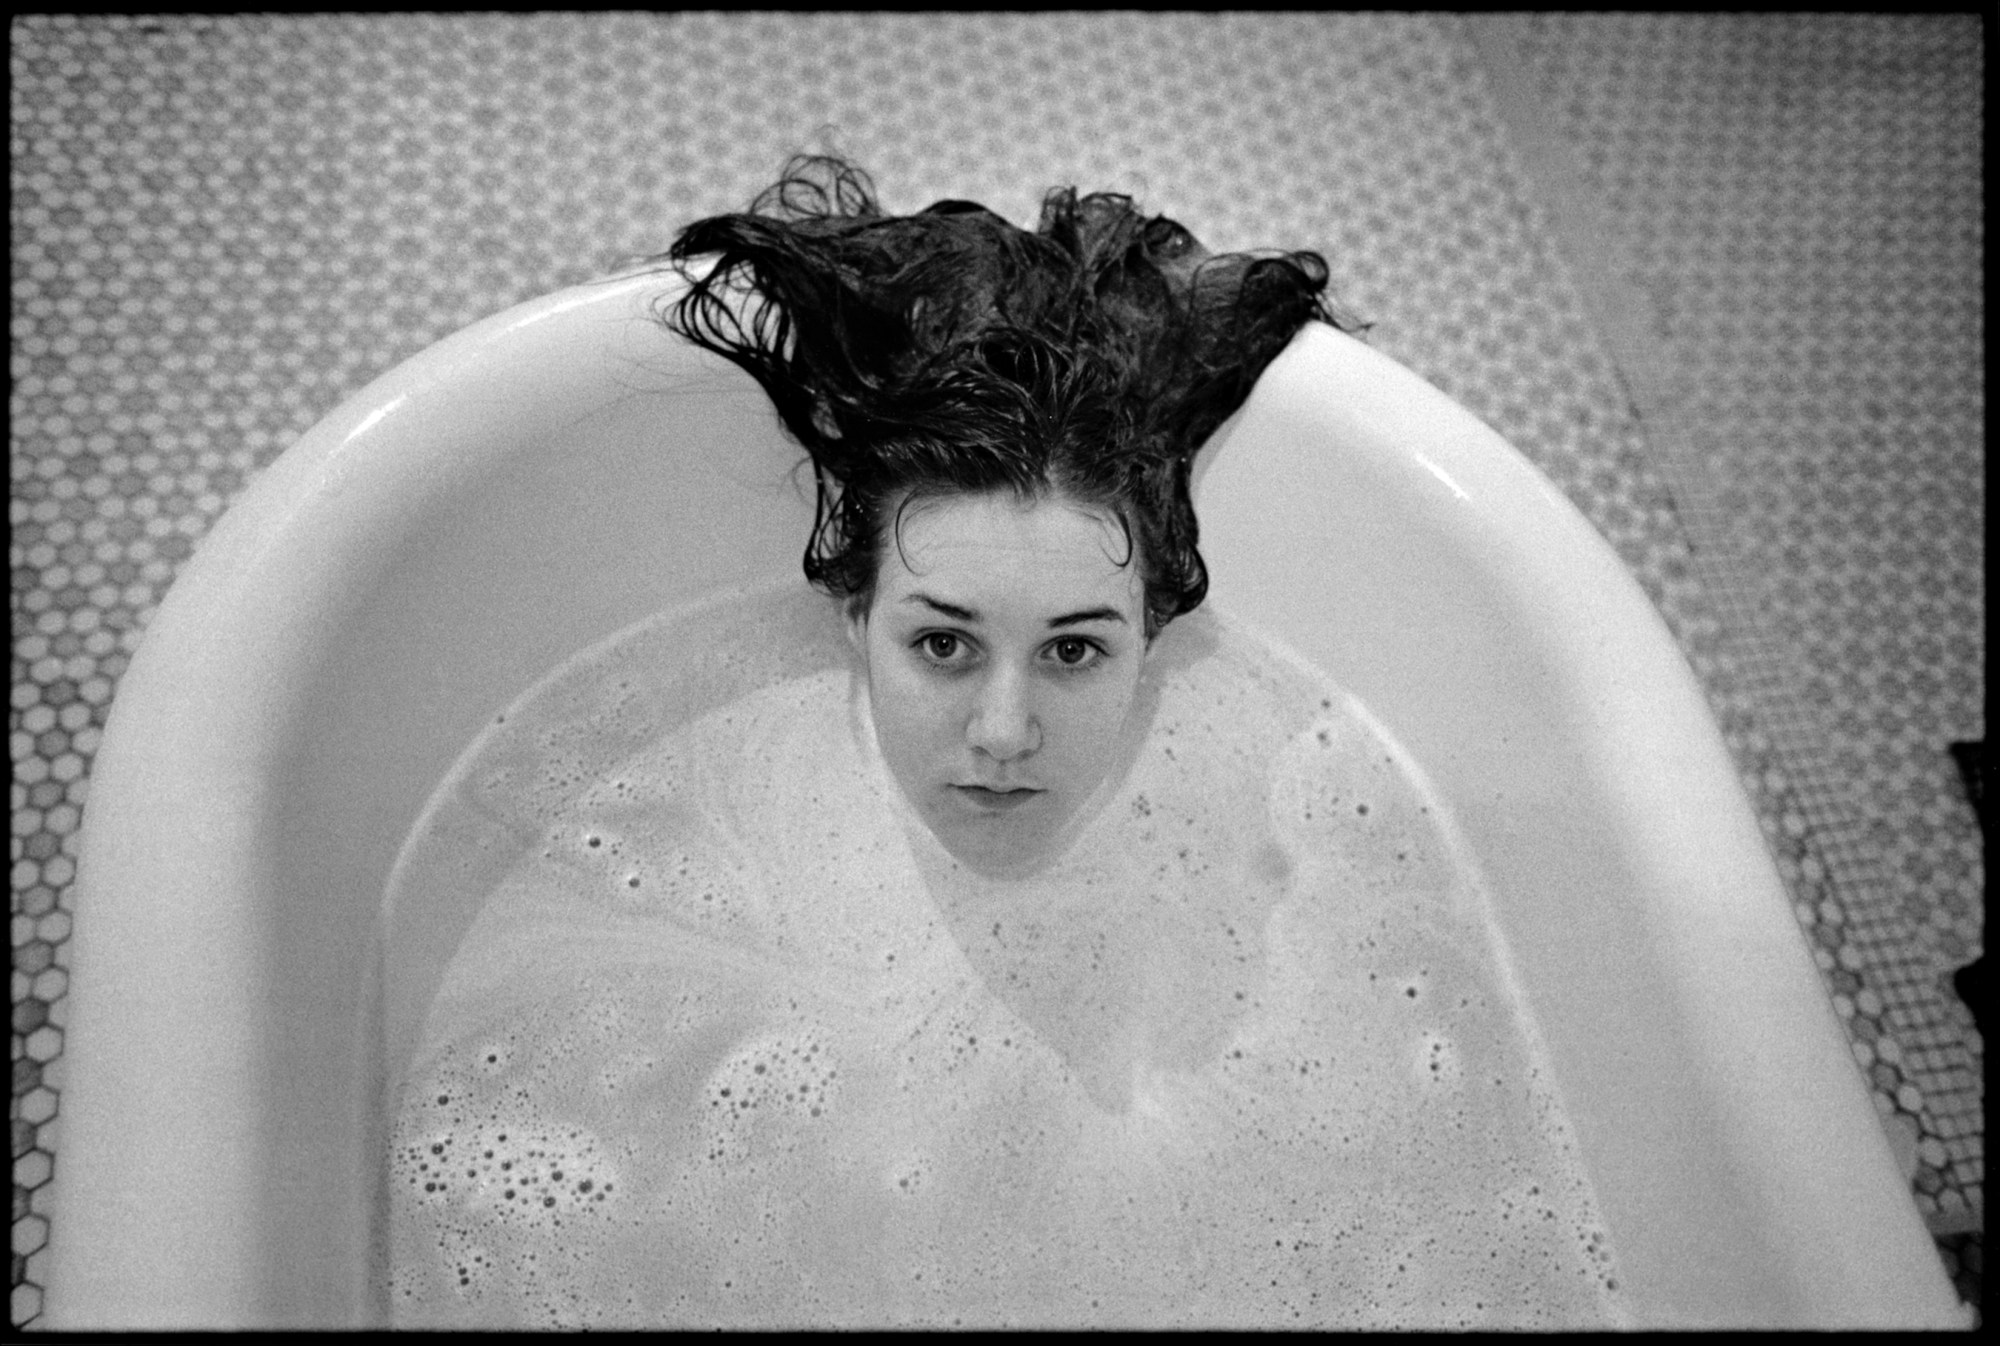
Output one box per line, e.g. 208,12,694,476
385,585,1624,1328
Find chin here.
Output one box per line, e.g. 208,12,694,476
929,805,1064,878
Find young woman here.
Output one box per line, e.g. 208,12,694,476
660,154,1344,873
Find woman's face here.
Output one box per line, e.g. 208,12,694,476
848,489,1151,875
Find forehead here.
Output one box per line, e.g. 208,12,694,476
881,491,1141,614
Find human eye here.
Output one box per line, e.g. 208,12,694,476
1044,635,1106,671
913,630,975,669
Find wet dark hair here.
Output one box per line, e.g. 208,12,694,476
655,154,1353,636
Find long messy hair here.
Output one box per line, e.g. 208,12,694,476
655,154,1353,635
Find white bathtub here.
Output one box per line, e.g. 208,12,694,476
43,273,1965,1328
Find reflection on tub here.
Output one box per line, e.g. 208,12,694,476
381,579,1626,1329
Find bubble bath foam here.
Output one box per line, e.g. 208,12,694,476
382,581,1626,1329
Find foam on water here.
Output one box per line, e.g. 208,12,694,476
383,579,1626,1329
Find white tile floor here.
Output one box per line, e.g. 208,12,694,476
9,12,1981,1326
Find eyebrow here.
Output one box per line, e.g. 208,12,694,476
901,594,1127,628
1047,606,1127,629
905,594,978,622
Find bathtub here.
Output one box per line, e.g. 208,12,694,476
43,272,1965,1329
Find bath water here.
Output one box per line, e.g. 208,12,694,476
382,579,1626,1328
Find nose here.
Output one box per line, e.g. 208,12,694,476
966,664,1040,761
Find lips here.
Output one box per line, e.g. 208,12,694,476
952,785,1044,813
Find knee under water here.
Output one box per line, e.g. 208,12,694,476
381,579,1627,1329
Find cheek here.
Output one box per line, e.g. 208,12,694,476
1050,670,1143,767
865,639,954,764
